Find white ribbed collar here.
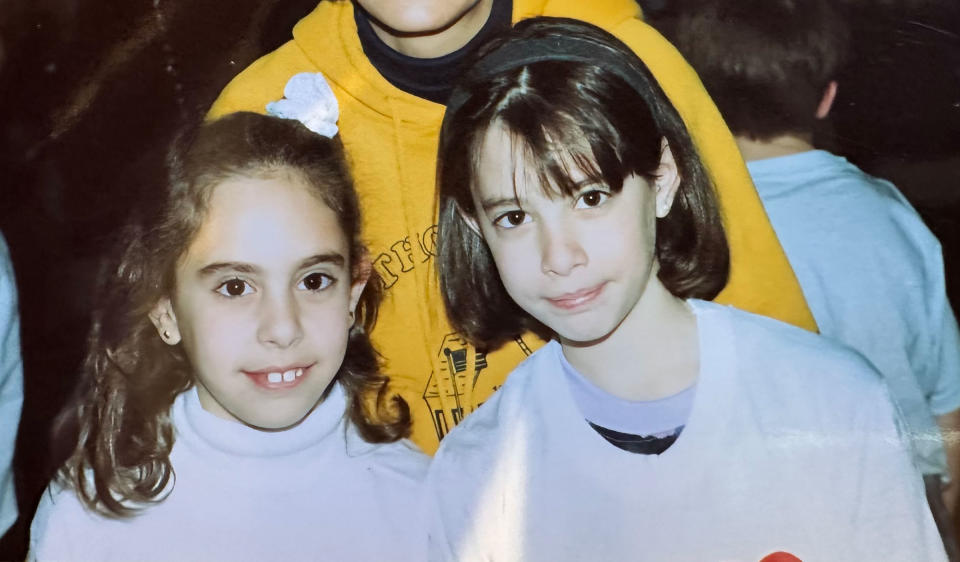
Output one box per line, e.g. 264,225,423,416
174,383,349,458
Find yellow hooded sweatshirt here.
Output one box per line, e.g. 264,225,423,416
209,0,816,454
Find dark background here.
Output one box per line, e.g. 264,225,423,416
0,0,958,558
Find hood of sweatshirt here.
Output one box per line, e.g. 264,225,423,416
288,0,641,120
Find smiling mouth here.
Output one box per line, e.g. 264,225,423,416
546,283,606,310
243,365,312,390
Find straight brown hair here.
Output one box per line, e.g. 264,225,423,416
437,17,729,351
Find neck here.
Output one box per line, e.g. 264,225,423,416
735,133,815,162
366,0,495,58
561,275,699,402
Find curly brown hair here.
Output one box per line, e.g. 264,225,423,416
57,112,410,517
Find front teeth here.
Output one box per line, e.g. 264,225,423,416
267,368,304,383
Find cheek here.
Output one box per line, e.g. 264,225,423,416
306,313,352,375
486,237,539,296
301,294,352,345
181,309,248,371
603,201,658,262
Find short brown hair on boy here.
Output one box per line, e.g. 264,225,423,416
661,0,849,140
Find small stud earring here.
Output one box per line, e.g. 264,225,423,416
162,330,170,340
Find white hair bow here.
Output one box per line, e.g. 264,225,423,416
266,72,340,138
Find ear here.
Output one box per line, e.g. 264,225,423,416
149,297,182,346
349,251,373,315
815,80,838,120
654,138,682,219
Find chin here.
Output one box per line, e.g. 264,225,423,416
360,1,480,34
557,329,614,347
240,407,315,431
546,318,618,346
385,11,453,33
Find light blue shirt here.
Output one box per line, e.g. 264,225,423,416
748,150,960,476
0,232,23,535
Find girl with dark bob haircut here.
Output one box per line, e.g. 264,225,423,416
30,112,428,561
437,17,728,351
426,18,941,560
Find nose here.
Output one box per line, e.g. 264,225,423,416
539,219,587,276
257,290,303,348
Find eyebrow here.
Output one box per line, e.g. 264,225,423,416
479,178,604,214
480,196,522,214
196,253,346,277
300,253,346,268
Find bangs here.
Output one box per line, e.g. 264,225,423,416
467,80,638,203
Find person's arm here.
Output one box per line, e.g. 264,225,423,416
0,234,23,537
937,408,960,514
849,375,948,559
920,238,960,513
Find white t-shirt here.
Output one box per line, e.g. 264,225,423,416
426,300,946,561
30,383,429,561
748,150,960,476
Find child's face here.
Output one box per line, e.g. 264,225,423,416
151,173,367,430
470,124,678,345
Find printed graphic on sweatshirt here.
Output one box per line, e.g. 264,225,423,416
372,225,437,289
422,333,488,441
423,334,535,441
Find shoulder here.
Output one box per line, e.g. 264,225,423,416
430,342,558,468
32,481,88,533
762,152,932,236
29,481,107,561
835,169,940,253
697,300,885,399
354,437,431,484
697,302,910,442
209,41,315,118
449,342,557,438
424,345,558,551
532,0,640,28
208,3,340,118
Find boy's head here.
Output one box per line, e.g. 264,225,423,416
664,0,849,141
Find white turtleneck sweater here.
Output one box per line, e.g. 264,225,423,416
29,383,429,561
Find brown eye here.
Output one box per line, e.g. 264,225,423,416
216,278,252,297
494,210,529,228
575,190,610,209
299,272,334,292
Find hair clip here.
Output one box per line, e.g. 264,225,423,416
266,72,340,138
